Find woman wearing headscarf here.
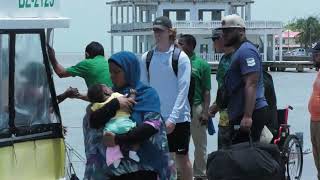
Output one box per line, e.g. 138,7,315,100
89,51,170,180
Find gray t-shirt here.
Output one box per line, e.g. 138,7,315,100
224,41,268,122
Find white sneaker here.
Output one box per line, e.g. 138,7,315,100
113,159,121,168
129,151,140,162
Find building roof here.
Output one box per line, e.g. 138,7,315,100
0,0,70,29
0,17,70,29
275,30,301,38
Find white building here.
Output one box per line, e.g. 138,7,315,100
107,0,284,62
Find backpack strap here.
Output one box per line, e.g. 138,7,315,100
146,50,154,82
146,47,181,81
172,47,182,77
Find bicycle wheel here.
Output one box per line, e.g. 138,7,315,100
282,135,303,180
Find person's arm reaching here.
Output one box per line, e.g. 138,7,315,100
76,93,90,102
47,45,72,78
57,87,79,104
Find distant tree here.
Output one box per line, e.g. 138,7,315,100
285,16,320,48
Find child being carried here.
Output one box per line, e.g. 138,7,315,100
87,84,139,168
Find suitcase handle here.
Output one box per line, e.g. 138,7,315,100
233,125,253,146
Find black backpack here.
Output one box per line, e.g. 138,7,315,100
263,71,277,108
145,47,196,106
263,71,278,134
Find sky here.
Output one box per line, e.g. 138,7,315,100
53,0,320,54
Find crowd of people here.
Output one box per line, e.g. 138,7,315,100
47,14,320,180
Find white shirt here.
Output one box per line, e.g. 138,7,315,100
140,44,191,124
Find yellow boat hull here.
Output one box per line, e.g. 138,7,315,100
0,138,65,180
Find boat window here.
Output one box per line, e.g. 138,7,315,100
14,34,58,128
0,34,9,132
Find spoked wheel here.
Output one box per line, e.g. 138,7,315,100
282,135,303,180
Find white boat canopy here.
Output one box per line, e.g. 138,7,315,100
0,0,69,29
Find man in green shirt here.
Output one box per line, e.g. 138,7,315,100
178,34,211,179
208,29,234,149
47,41,113,179
47,41,113,100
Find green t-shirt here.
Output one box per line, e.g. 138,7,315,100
216,53,233,126
66,55,112,88
190,54,212,106
216,53,233,88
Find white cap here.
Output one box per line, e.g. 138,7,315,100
217,14,246,29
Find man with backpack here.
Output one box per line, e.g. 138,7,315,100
140,16,193,180
178,34,211,179
218,14,268,143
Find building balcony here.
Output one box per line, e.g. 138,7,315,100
110,20,283,33
111,22,153,32
136,53,265,62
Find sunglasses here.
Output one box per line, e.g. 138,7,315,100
222,28,237,34
211,37,221,42
153,28,165,33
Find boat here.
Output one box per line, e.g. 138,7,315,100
0,0,71,179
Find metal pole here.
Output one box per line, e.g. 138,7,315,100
121,36,124,51
264,33,268,61
121,6,124,24
127,6,129,23
241,6,244,19
279,32,283,61
133,5,136,23
111,35,114,54
272,35,276,61
110,5,113,25
133,35,137,53
116,5,118,24
287,29,289,51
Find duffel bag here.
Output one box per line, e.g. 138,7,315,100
207,137,284,180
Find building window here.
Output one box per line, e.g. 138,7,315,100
163,9,190,21
15,34,59,127
200,44,208,54
198,10,223,21
0,34,9,131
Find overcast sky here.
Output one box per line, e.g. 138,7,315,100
53,0,320,54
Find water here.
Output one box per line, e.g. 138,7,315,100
55,54,318,179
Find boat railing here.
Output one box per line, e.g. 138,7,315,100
136,53,266,62
111,20,283,32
